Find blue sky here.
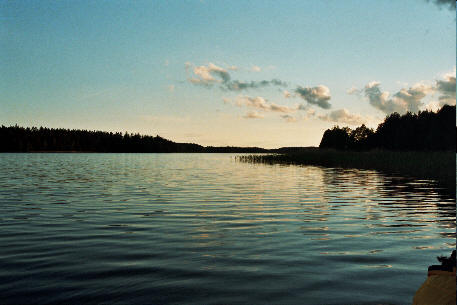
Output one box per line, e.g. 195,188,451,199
1,0,455,147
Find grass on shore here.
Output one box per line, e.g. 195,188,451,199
238,149,456,197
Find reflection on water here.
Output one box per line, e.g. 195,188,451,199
0,153,455,305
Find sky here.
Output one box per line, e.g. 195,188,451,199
1,0,455,148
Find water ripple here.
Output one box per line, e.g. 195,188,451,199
0,153,454,305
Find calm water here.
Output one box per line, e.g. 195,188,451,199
0,153,455,305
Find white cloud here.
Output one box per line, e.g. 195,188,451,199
395,83,434,113
194,63,230,82
435,68,456,106
318,108,367,126
186,62,286,91
235,96,270,110
362,81,432,114
270,103,294,113
193,66,216,81
186,62,231,86
356,70,454,114
243,111,264,119
235,95,295,113
347,86,361,95
422,101,441,112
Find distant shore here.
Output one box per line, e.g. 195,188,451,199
238,149,456,197
27,150,96,153
5,150,269,153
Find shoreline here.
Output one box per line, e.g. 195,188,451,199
238,150,456,198
1,151,269,153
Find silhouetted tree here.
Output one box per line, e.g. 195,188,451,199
350,124,375,150
319,126,352,149
319,105,455,151
0,126,267,153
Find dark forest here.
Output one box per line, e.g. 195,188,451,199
319,105,455,151
1,105,455,153
0,126,267,153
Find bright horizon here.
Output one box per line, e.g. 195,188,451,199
1,0,455,148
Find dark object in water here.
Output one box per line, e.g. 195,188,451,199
412,250,456,305
432,250,457,272
429,250,456,271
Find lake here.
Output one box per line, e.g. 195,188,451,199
0,153,455,304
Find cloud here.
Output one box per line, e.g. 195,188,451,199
270,103,294,113
436,69,456,106
193,66,216,82
235,96,270,111
297,104,316,118
186,62,287,91
223,78,287,91
363,82,403,114
192,62,231,84
423,101,442,112
283,90,292,98
281,114,297,123
208,63,231,82
234,96,295,113
353,69,454,114
186,62,230,87
393,83,434,113
251,65,261,72
318,109,367,126
243,111,264,119
360,70,455,114
347,86,361,95
227,65,238,71
426,0,455,10
224,94,320,123
295,85,332,109
362,81,433,114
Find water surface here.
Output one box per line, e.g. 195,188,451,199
0,153,455,304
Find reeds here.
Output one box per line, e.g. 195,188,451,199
238,149,456,197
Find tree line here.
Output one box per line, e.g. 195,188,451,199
1,105,455,153
0,126,267,153
319,105,456,151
